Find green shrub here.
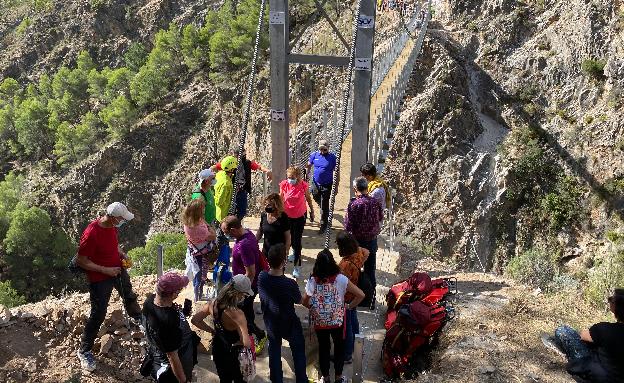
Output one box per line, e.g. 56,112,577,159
581,59,606,80
540,176,584,231
585,257,624,308
99,95,137,138
124,43,148,73
505,247,557,289
15,17,31,35
128,233,187,276
0,280,26,308
2,203,82,301
53,112,101,165
0,172,24,222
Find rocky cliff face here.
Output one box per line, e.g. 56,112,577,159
386,0,624,269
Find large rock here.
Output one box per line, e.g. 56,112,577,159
99,334,114,355
0,305,11,325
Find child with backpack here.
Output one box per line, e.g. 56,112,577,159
303,249,365,383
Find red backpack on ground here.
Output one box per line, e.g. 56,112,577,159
382,273,456,378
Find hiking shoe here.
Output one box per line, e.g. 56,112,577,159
77,351,96,372
335,377,347,383
540,333,566,358
288,252,295,263
293,266,301,279
255,334,268,354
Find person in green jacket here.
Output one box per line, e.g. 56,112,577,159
191,169,217,225
214,156,238,222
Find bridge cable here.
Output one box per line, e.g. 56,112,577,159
322,0,364,249
228,0,267,216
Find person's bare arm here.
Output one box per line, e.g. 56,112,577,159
206,226,217,242
76,255,121,277
346,280,365,309
165,351,187,383
301,293,311,308
305,189,315,221
255,223,263,242
191,303,215,334
580,329,593,343
245,264,256,284
227,309,251,348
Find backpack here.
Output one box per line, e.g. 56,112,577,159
382,272,455,378
68,254,86,276
345,259,374,308
309,275,345,329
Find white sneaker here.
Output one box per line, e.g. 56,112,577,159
288,252,295,263
293,266,301,279
77,350,96,372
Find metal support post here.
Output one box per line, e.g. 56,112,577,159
156,244,164,277
352,334,365,383
269,0,290,191
350,0,376,197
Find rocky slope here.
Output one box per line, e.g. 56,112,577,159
385,0,624,270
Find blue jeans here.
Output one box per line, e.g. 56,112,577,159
554,325,591,360
344,308,360,361
358,238,378,288
267,322,308,383
236,190,248,220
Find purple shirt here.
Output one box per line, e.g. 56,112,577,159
232,230,261,289
344,195,383,241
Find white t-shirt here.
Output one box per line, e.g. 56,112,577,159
305,274,349,301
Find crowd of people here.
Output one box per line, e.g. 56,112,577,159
71,139,623,383
74,140,391,382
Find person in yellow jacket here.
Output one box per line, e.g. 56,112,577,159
360,163,391,210
214,156,238,222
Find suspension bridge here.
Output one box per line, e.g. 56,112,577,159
178,0,432,381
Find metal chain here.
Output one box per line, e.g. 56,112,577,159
322,0,364,249
228,0,267,216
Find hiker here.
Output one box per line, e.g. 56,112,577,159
279,166,315,279
306,139,337,234
344,177,383,308
182,199,218,302
258,244,308,383
191,169,217,226
215,155,238,222
541,288,624,382
360,162,391,211
75,202,142,372
213,149,273,221
336,231,370,364
255,193,291,271
220,215,268,353
303,249,365,383
192,275,255,383
142,272,200,383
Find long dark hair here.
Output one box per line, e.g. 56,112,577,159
312,249,341,281
336,231,359,257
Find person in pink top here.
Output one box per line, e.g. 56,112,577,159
279,166,315,279
182,199,217,301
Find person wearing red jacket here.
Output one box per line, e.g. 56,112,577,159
76,202,142,372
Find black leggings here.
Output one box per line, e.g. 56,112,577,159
212,337,245,383
316,327,345,378
289,215,306,266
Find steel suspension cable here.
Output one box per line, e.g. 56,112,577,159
228,0,267,216
322,0,364,249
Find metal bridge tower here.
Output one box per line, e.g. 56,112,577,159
269,0,376,193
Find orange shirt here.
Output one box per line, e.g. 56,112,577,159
338,247,368,302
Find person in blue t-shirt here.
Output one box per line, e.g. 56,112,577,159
258,244,308,383
306,139,337,234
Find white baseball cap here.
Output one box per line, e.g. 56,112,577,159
106,202,134,221
198,168,216,181
231,274,254,296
